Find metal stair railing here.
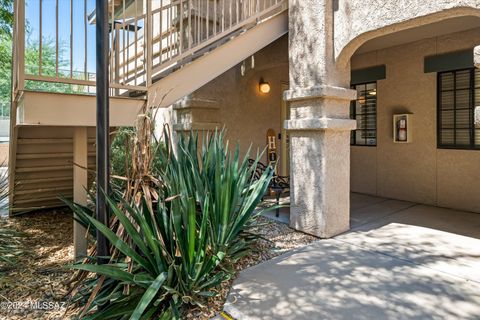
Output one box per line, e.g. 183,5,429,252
12,0,286,99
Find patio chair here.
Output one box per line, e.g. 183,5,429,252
248,159,290,217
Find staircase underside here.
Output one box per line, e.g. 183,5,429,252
148,11,288,107
17,91,146,126
10,126,96,213
9,92,145,214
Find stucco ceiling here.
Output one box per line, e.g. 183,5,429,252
356,16,480,54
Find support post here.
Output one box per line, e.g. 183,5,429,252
96,0,110,261
285,0,356,238
146,0,153,87
73,127,88,260
16,0,25,91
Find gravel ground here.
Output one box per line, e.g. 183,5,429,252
0,205,317,320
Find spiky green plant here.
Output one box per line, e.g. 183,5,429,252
0,165,24,270
66,130,274,319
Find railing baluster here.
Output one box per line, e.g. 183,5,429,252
146,0,153,86
229,0,232,28
214,0,217,36
83,0,87,81
197,0,200,44
114,0,119,94
205,0,210,39
126,6,130,86
123,0,126,85
12,1,17,91
180,0,183,54
222,0,225,32
17,0,25,91
160,0,163,65
166,4,170,60
55,0,58,78
39,0,42,76
70,0,73,79
110,0,114,87
188,0,192,50
134,0,138,86
16,0,285,94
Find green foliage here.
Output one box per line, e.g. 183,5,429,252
0,34,86,118
0,227,24,268
0,163,24,270
0,0,13,37
66,130,274,319
24,37,86,94
110,126,167,185
0,2,87,117
110,127,135,178
0,33,11,117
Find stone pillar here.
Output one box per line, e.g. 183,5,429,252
285,0,356,238
73,127,88,260
172,94,220,150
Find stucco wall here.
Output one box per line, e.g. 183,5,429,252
186,35,289,164
350,27,480,213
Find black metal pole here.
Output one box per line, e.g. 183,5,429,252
95,0,110,262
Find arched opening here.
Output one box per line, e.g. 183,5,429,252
348,14,480,225
337,8,480,67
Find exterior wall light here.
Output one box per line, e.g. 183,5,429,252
259,79,271,94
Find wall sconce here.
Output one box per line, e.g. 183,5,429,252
259,79,271,94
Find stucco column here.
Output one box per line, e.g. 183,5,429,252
73,127,88,259
285,0,356,238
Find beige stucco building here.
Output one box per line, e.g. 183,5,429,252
9,1,480,248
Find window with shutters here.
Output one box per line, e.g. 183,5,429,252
350,82,377,146
438,68,480,149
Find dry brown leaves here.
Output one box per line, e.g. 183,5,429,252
0,209,74,320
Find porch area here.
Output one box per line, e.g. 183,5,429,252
225,193,480,319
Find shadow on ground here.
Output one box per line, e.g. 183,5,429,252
224,193,480,320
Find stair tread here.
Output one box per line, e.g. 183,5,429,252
16,152,96,159
14,186,73,195
14,195,72,205
17,138,73,144
17,176,73,184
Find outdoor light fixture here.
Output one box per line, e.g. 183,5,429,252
259,79,271,94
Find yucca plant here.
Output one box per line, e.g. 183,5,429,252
67,129,274,319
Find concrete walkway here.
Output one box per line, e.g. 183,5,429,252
224,193,480,319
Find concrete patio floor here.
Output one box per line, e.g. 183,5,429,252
224,193,480,319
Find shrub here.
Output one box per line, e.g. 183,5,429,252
67,130,273,319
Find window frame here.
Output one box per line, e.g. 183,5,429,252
350,81,377,147
437,68,480,150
